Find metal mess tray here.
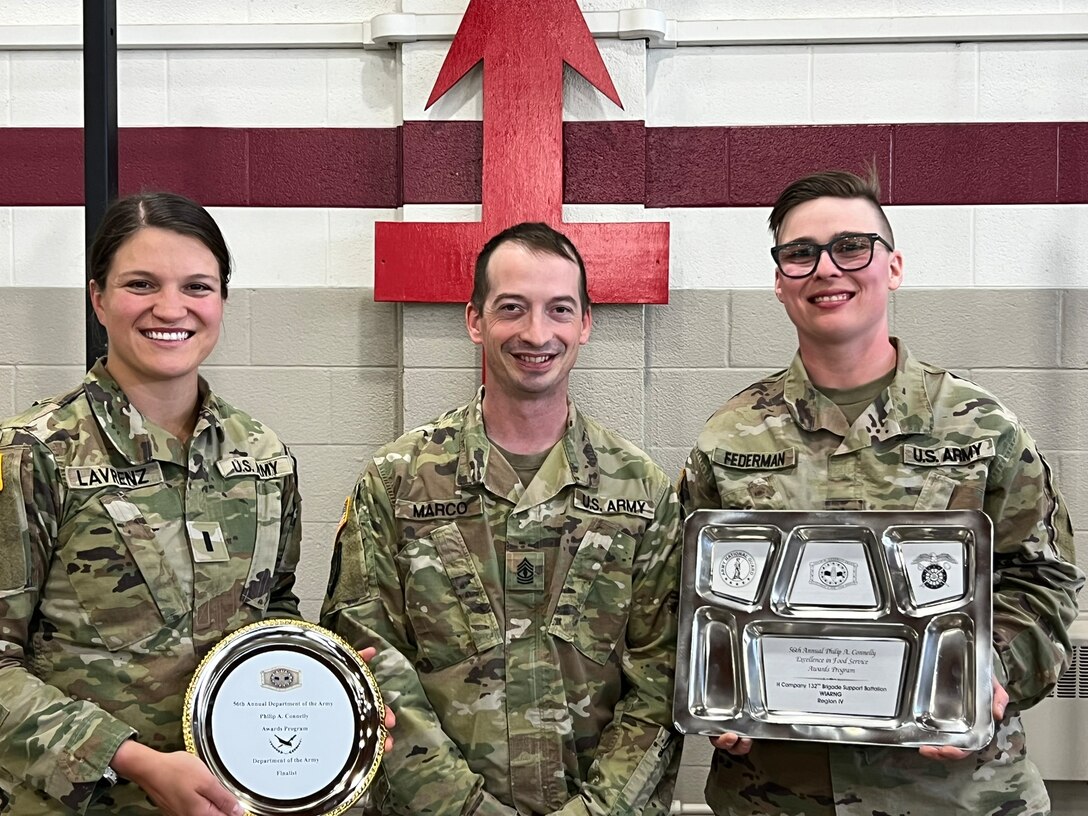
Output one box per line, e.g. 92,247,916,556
673,509,994,749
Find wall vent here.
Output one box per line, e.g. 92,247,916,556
1051,644,1087,699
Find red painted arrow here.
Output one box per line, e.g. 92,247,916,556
374,0,669,304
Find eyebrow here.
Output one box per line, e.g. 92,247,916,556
780,230,871,244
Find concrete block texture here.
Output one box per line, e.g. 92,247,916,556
966,369,1088,453
895,289,1060,369
329,367,400,447
204,367,332,445
569,368,645,448
0,288,83,365
167,52,329,127
648,446,689,484
0,208,12,286
403,304,478,368
649,368,778,449
812,44,976,125
12,208,84,286
1061,290,1088,367
291,444,376,525
14,366,84,409
297,521,338,623
205,288,251,366
402,368,480,431
0,367,14,419
646,290,728,369
728,290,797,367
250,289,398,367
578,305,645,370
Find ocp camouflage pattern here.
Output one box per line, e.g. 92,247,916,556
682,340,1084,816
322,389,682,815
0,361,302,814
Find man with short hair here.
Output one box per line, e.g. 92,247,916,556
682,170,1083,815
323,222,682,815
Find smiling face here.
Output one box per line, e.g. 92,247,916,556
90,226,224,394
774,196,903,356
466,241,592,403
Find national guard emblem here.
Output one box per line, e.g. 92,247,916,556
719,550,757,588
261,666,302,691
810,558,857,590
516,557,535,585
911,552,957,590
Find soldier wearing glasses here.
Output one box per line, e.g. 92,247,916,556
681,170,1083,816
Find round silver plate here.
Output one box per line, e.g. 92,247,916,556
184,619,385,815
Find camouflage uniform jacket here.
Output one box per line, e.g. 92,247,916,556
0,361,302,815
322,390,682,816
682,340,1084,816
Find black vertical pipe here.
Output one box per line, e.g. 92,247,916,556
83,0,118,369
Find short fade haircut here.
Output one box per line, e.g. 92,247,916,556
471,222,590,313
768,168,894,247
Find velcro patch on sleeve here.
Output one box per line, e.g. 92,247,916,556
903,438,996,467
0,447,31,590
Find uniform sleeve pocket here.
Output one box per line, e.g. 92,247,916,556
85,493,189,650
395,523,500,670
549,520,635,665
0,447,31,592
240,481,282,610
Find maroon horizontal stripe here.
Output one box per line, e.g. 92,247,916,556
728,125,892,207
1,122,1085,207
0,127,398,207
1058,122,1088,205
893,123,1057,205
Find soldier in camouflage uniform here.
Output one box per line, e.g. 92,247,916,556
681,170,1084,816
0,193,302,815
322,222,682,815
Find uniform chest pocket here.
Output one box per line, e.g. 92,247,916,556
912,466,988,511
549,519,636,665
395,522,501,670
64,490,189,651
717,475,788,511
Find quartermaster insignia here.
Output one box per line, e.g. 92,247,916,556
911,552,957,589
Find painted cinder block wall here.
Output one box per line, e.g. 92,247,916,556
2,1,1088,810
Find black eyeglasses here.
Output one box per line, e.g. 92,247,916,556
771,233,893,279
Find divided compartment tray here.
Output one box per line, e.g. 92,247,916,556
673,510,994,749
